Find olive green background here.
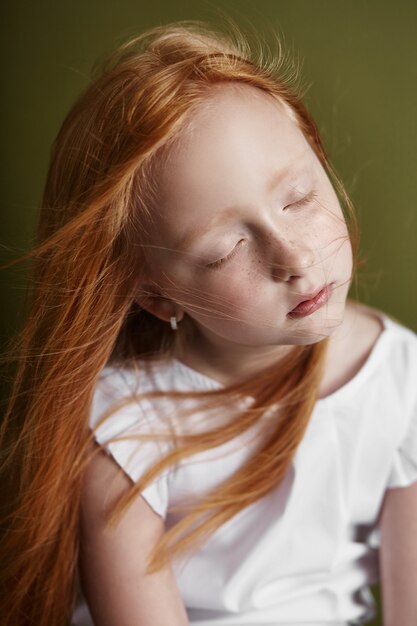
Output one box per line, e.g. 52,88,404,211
1,1,417,623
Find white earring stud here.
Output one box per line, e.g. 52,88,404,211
170,316,178,330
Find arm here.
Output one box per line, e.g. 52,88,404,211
379,480,417,626
79,444,189,626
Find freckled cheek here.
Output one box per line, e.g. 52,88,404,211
313,208,353,275
200,265,267,316
310,203,348,246
218,280,252,311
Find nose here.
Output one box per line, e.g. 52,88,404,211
267,232,316,283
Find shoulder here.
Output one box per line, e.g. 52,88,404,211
86,363,178,520
94,359,178,407
89,357,205,439
89,360,177,438
96,357,196,397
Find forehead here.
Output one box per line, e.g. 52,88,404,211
151,84,314,245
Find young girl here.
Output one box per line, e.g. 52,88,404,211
1,20,416,626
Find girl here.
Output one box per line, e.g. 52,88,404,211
1,20,416,626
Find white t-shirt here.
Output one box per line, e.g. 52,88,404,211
73,310,417,626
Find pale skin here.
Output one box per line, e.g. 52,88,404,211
80,84,417,625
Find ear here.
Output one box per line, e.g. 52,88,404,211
134,284,184,324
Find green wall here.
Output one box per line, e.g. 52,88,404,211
1,2,416,623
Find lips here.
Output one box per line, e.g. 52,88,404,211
288,283,334,318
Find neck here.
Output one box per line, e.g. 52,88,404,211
175,300,359,388
177,325,294,387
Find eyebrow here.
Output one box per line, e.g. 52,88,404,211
174,163,302,252
266,163,292,195
174,206,240,253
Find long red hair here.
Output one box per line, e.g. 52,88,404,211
0,21,361,625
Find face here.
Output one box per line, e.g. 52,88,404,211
140,84,353,364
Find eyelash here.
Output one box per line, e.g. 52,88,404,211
284,189,318,210
206,239,245,270
205,190,318,270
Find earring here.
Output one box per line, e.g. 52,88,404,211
170,316,178,330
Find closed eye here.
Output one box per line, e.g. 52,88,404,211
205,239,245,270
284,190,318,210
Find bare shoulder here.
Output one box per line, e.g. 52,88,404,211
319,299,385,398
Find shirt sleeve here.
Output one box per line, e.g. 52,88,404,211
89,368,173,518
385,393,417,489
